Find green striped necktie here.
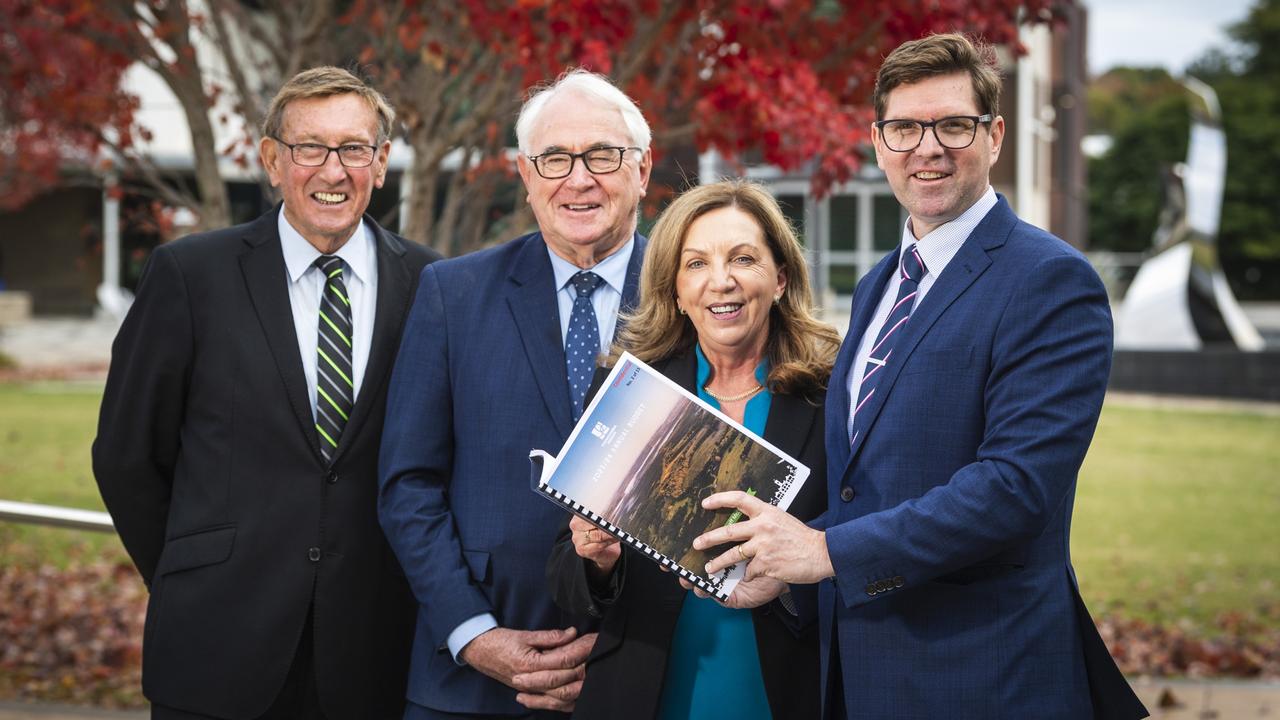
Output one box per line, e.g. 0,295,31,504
314,255,354,462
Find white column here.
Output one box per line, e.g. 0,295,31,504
97,171,127,317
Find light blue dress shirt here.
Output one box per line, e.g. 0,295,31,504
546,237,635,352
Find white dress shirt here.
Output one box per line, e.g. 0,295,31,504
279,212,378,418
846,187,997,440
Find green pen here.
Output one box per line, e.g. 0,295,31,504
722,487,758,527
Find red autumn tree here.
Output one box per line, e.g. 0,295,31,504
357,0,1058,254
0,0,347,230
1,0,1058,251
0,0,135,211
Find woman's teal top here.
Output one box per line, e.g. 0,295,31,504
656,344,773,720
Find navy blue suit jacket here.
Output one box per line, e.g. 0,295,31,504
820,197,1146,718
378,232,646,715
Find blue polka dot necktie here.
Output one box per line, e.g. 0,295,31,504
566,271,604,422
850,243,926,445
314,255,354,462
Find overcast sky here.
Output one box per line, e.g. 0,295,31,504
1081,0,1255,76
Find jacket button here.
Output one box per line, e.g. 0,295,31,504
865,583,877,596
326,470,338,484
308,547,321,562
840,486,854,502
893,575,905,588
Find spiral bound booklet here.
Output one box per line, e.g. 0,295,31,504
530,352,809,602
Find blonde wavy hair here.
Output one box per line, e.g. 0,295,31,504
610,179,840,398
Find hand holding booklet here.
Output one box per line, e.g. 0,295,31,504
530,352,809,601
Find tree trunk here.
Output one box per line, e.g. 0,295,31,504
400,124,441,249
171,73,231,232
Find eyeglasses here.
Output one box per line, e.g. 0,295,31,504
873,115,994,152
273,138,379,168
527,146,642,179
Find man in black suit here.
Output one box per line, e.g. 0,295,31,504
93,66,439,720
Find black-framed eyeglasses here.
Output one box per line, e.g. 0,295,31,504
873,114,994,152
527,146,642,179
273,137,379,168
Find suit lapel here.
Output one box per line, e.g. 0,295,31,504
654,350,697,393
827,253,896,473
620,233,647,314
506,234,575,439
332,218,412,462
842,198,1017,474
764,390,819,460
238,207,321,460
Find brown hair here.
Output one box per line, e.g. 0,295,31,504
262,66,396,143
610,179,840,398
873,33,1002,120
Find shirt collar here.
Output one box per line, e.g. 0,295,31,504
279,210,374,285
900,185,996,277
694,343,770,389
546,235,635,295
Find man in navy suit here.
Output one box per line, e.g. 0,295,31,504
378,70,651,718
693,34,1147,718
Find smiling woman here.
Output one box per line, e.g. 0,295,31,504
545,179,841,719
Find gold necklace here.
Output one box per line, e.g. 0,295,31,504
703,383,764,403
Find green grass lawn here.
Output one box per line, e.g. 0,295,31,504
1,382,1278,634
0,382,128,565
1072,397,1280,633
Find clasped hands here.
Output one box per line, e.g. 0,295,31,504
461,625,596,712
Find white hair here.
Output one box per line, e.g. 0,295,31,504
515,69,652,155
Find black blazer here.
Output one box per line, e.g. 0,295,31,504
546,350,827,720
92,207,438,720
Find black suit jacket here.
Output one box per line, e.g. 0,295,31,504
92,206,438,720
546,350,826,720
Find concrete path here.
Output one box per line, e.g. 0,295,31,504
1131,679,1280,718
0,315,119,373
3,680,1279,719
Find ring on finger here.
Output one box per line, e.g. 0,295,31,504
736,544,748,562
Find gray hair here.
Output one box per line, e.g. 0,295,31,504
263,66,395,144
515,69,651,154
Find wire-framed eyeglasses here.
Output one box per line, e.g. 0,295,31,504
273,138,380,168
527,146,642,179
873,115,994,152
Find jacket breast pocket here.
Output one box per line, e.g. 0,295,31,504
154,525,236,577
901,345,974,377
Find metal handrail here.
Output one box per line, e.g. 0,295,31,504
0,499,115,532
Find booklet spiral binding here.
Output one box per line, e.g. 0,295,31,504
535,480,735,601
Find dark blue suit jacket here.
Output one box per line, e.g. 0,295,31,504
820,197,1146,718
378,232,646,715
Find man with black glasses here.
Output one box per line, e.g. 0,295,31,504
691,34,1148,718
94,67,438,719
379,69,650,718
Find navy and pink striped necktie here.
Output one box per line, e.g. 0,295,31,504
850,243,926,444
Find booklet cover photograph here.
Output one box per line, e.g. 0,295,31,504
532,353,808,600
